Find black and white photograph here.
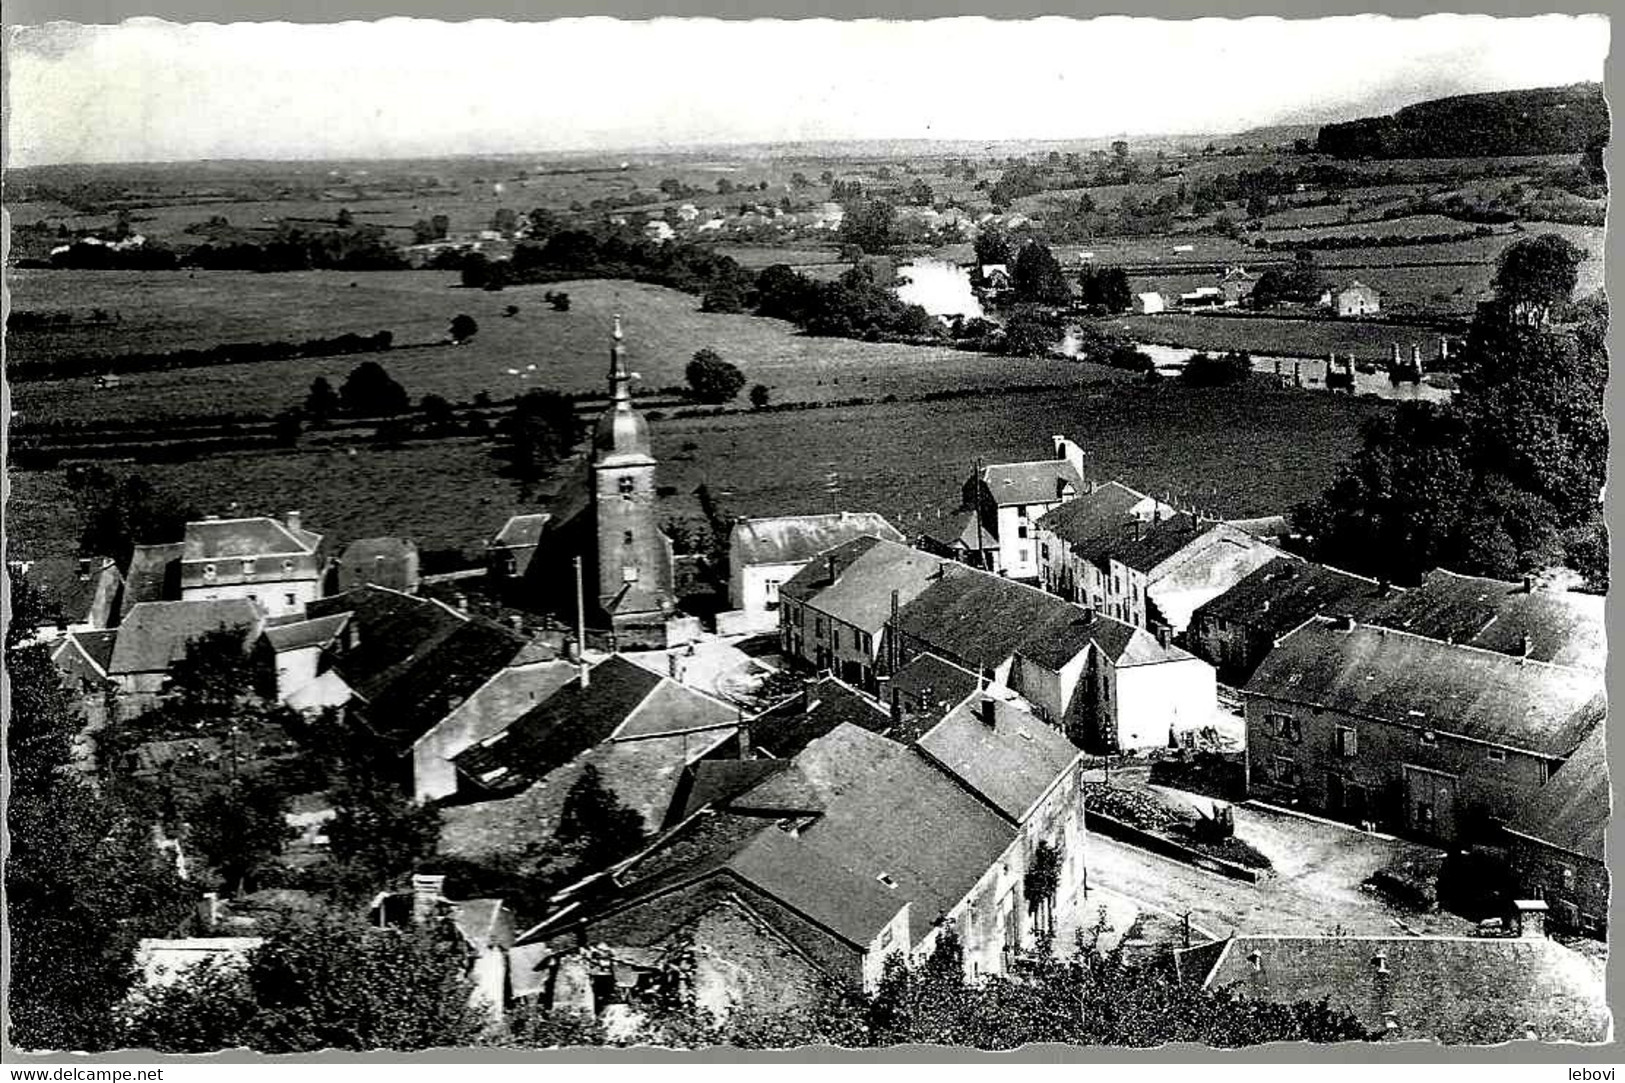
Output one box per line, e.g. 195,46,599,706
2,10,1615,1061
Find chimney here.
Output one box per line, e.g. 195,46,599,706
1371,947,1390,974
668,652,682,679
1520,634,1533,659
411,873,446,925
1246,949,1263,973
978,698,997,728
890,686,902,726
77,557,93,580
1335,614,1356,632
286,510,301,534
1522,574,1535,593
1156,624,1171,649
200,891,221,929
1511,899,1549,939
579,659,591,689
826,553,838,585
452,592,468,614
1080,605,1095,623
1391,343,1401,366
1378,578,1392,598
509,614,524,633
737,718,752,760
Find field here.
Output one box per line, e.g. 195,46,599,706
8,378,1384,563
10,272,1129,425
1095,313,1450,363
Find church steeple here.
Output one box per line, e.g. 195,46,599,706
609,313,632,404
593,314,652,465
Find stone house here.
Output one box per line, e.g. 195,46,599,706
1218,266,1257,307
1504,722,1608,937
106,599,265,709
510,714,1086,1018
962,436,1088,580
10,556,123,641
726,512,903,624
1242,617,1605,842
1326,280,1381,317
180,512,325,619
1033,481,1173,605
333,536,420,595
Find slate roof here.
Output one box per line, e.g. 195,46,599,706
1033,482,1149,545
361,616,528,748
491,513,551,548
747,676,894,759
451,655,732,794
1245,619,1605,757
1224,515,1291,542
60,628,119,675
1505,723,1609,864
306,585,467,700
919,509,998,552
917,691,1079,823
121,542,185,616
980,459,1084,507
1191,556,1394,635
19,557,119,625
1189,934,1607,1043
1104,514,1216,573
894,569,1090,673
338,537,417,563
888,653,982,718
665,759,795,826
730,513,904,567
109,599,262,675
183,517,318,560
780,535,956,635
263,613,351,653
1368,570,1605,673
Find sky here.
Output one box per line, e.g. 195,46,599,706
4,14,1611,166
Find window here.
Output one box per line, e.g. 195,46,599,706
622,565,639,583
1041,543,1050,560
1018,548,1029,563
618,476,635,496
1017,523,1029,539
203,563,217,581
1560,864,1576,891
623,530,634,545
764,580,781,610
1487,748,1507,763
1272,756,1302,788
815,617,827,638
1420,731,1438,746
1335,726,1358,758
241,559,255,576
285,593,296,607
283,559,296,574
1266,713,1301,743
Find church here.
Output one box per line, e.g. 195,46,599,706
486,316,683,649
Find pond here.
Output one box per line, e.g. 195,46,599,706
893,257,984,320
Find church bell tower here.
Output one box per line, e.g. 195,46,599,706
590,316,675,642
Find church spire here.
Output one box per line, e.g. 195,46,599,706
609,313,631,404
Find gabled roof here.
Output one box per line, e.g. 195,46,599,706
666,759,795,825
730,512,904,567
491,513,552,549
747,676,894,759
121,542,185,616
182,517,319,561
57,628,119,676
453,655,733,793
411,660,579,753
980,459,1084,507
918,509,997,552
1102,514,1217,574
18,556,120,625
893,569,1090,674
109,599,262,675
337,537,418,564
263,613,351,653
1244,619,1604,757
1032,481,1149,545
779,536,955,635
1506,723,1608,864
1191,556,1394,635
1190,934,1606,1043
888,653,981,720
306,585,466,700
1368,569,1604,674
917,691,1080,823
361,616,528,748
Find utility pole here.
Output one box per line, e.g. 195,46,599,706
574,555,588,684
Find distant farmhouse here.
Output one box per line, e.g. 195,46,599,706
1324,280,1381,317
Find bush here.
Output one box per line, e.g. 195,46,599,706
685,348,746,404
1180,350,1253,387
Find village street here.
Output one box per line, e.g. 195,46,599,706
1066,784,1476,946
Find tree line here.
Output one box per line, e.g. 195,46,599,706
10,330,396,383
1316,83,1608,160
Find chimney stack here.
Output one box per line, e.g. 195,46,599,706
411,873,446,925
1371,947,1390,974
826,553,838,585
1522,574,1535,593
286,510,301,534
978,698,997,728
579,659,591,689
668,652,682,680
1520,634,1533,659
1512,899,1549,939
1156,624,1171,649
1378,578,1392,598
1335,614,1356,632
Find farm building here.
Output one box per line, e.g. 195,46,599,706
334,536,420,595
1134,291,1167,314
179,512,325,619
485,513,552,580
1504,722,1609,937
1179,285,1223,308
1324,281,1381,317
1242,617,1605,843
9,555,123,640
511,715,1087,1018
979,263,1012,291
1174,930,1608,1043
725,512,904,626
1218,267,1257,307
106,598,265,706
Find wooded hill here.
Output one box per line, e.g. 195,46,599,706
1317,83,1607,159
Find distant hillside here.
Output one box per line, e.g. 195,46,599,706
1317,83,1607,159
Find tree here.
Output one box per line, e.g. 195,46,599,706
556,764,647,870
1180,351,1254,388
69,468,196,570
1012,241,1071,305
419,393,457,434
907,178,935,206
973,225,1012,268
755,264,813,323
187,778,297,895
325,772,441,902
700,280,745,314
686,348,746,403
838,199,897,254
1023,841,1062,936
7,572,191,1051
1491,232,1585,326
1002,309,1055,358
749,383,771,409
1078,265,1132,313
304,376,340,423
1111,140,1129,159
340,360,411,417
1283,248,1326,302
120,911,487,1052
499,388,581,482
1251,268,1287,308
335,207,354,228
449,313,479,343
491,207,518,234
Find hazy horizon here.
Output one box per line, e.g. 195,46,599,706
6,15,1610,168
